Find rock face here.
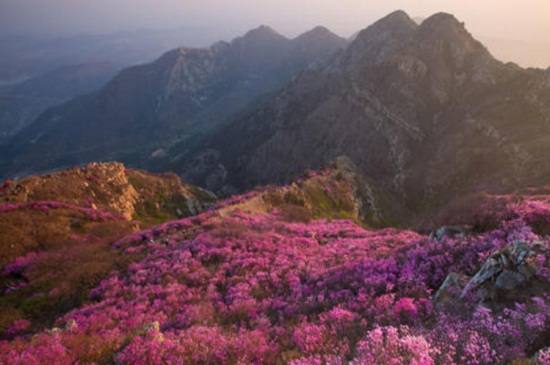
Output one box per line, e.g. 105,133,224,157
0,26,345,179
178,11,550,222
86,162,139,221
435,241,549,308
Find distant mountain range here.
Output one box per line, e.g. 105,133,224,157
0,28,219,83
2,11,550,224
0,27,221,144
0,25,345,177
0,62,120,143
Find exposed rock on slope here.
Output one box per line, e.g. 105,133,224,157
435,240,550,310
179,11,550,223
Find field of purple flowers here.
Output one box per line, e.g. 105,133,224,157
2,189,550,364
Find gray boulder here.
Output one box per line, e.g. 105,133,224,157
434,240,549,308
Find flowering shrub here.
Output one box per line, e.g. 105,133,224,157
2,189,550,364
352,326,434,365
538,348,550,365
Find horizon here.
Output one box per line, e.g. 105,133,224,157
2,0,549,40
1,1,550,68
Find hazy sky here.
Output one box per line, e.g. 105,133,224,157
1,0,549,40
2,0,550,68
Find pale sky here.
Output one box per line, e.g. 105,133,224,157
1,0,549,66
1,0,548,39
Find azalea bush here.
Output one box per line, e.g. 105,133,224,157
2,191,550,364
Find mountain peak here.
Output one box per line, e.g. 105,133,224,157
241,25,287,43
293,26,345,45
346,10,417,65
374,10,417,29
419,12,464,31
355,9,417,42
416,12,487,55
302,26,334,37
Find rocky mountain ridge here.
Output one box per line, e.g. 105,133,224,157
178,11,550,223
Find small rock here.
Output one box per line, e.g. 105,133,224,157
140,321,164,343
143,321,160,332
430,225,472,241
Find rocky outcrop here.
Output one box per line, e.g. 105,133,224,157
2,162,139,220
1,162,216,221
212,156,384,226
434,241,549,308
461,241,546,297
433,272,470,305
88,162,139,220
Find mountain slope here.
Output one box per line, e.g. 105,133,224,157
3,168,550,363
0,27,345,179
179,11,550,222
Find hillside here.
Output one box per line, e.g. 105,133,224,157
0,158,370,341
2,164,550,364
0,162,215,335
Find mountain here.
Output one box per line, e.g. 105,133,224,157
178,11,550,223
0,26,222,145
0,26,345,179
286,26,348,70
0,28,217,84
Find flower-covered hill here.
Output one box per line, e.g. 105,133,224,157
3,175,550,364
0,162,216,337
0,158,368,342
